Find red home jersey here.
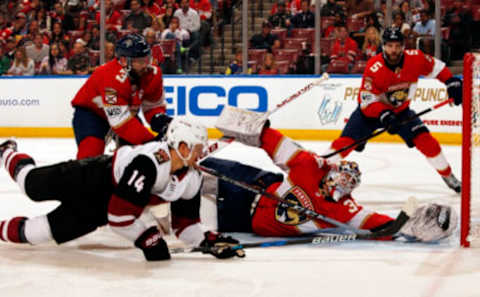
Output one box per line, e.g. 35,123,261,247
71,59,166,144
251,128,393,236
358,49,452,118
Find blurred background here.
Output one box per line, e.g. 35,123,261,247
0,0,476,76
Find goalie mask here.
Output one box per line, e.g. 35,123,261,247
324,160,361,201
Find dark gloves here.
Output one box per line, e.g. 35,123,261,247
199,231,245,259
150,113,173,139
379,110,401,134
134,226,171,261
445,77,462,106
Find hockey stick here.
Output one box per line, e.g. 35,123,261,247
168,233,358,254
321,98,454,159
196,73,331,162
197,164,415,239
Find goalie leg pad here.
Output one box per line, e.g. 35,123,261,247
399,203,457,242
215,106,268,147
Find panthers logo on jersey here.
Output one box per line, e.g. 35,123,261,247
275,186,314,225
386,89,408,107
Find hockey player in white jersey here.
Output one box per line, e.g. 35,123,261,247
0,117,245,261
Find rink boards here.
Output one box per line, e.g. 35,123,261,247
0,74,461,144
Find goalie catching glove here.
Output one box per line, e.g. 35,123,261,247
215,106,269,147
398,203,457,242
199,231,245,259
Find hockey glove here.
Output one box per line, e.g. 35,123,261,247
199,231,245,259
379,110,401,134
445,77,462,106
134,226,171,261
150,113,173,139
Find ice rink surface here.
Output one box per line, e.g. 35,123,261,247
0,138,479,297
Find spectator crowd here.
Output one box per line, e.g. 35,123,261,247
0,0,478,76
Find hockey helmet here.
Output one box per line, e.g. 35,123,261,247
324,160,361,201
382,26,404,44
166,117,208,164
115,33,151,59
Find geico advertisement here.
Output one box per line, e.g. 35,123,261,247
0,76,462,133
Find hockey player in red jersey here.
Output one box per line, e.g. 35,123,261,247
205,106,456,242
326,27,463,193
71,33,172,159
0,118,245,261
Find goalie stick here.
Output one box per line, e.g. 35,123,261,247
321,98,454,159
168,233,359,254
197,164,416,239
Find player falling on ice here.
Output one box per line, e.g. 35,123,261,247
201,106,457,242
326,26,463,193
0,118,245,261
71,33,172,159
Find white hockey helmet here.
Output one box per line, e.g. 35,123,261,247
166,117,208,160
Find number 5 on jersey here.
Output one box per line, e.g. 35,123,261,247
128,170,145,192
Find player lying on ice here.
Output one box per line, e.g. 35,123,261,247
0,118,245,261
201,106,457,242
326,27,463,194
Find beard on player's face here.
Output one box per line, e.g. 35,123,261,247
384,42,403,65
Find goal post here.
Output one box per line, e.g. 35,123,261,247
462,52,480,247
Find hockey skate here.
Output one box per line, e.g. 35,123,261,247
442,173,461,194
0,139,17,159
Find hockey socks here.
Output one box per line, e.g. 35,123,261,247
413,133,451,177
0,217,29,243
327,137,357,162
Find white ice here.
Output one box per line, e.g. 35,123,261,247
0,138,478,297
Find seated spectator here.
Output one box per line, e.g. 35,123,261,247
161,16,190,73
11,12,29,38
443,2,473,60
0,46,11,75
346,0,374,20
268,0,292,30
362,25,381,60
7,46,35,76
65,39,90,74
174,0,201,59
364,12,382,33
398,1,414,26
290,0,314,28
3,37,17,64
142,0,162,16
190,0,213,22
26,33,50,72
392,10,410,35
124,0,153,33
250,20,280,52
321,0,343,17
50,22,71,46
330,21,358,71
95,0,123,32
225,50,252,75
324,10,346,37
38,42,68,75
257,53,279,75
104,41,115,62
412,9,435,37
161,4,176,29
145,15,165,41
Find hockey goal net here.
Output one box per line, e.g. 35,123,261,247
462,52,480,247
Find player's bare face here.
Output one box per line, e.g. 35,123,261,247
186,144,205,167
384,42,403,64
